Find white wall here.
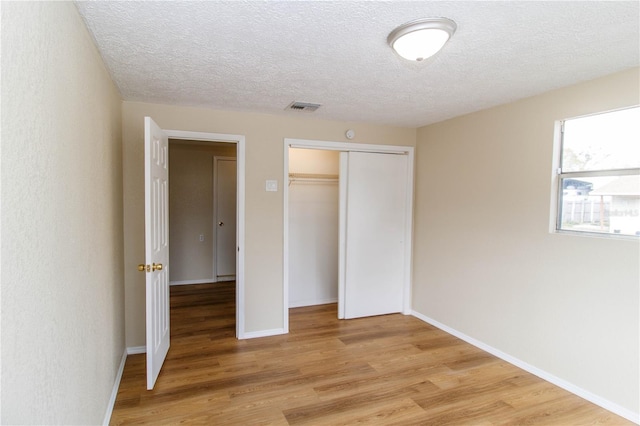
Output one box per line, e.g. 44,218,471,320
413,68,639,417
169,143,236,283
1,2,124,424
122,102,416,346
289,149,339,307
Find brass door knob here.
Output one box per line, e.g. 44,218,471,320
152,263,163,271
138,264,148,272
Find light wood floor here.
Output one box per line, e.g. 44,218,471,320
110,283,631,425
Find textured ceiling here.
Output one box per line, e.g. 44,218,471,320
75,1,639,128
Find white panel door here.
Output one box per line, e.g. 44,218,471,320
144,117,170,390
214,157,237,280
340,151,408,319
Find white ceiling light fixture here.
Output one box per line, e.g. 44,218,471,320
388,18,457,62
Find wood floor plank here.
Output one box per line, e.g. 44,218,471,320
295,397,427,426
109,283,633,425
282,382,435,425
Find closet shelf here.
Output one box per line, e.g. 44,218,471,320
288,173,339,183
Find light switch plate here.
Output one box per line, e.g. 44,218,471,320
266,180,278,192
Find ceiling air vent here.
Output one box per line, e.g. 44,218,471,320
286,101,321,112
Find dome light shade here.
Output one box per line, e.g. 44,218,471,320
388,18,457,61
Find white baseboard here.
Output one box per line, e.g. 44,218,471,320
127,345,146,355
170,279,214,286
103,349,127,426
289,297,337,308
411,311,640,425
240,328,286,339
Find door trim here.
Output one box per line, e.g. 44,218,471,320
283,138,414,332
165,129,246,339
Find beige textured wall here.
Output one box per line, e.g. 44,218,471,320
169,143,236,282
122,102,416,345
414,68,639,414
1,2,124,424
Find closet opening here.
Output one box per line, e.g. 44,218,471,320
288,148,340,308
283,139,414,331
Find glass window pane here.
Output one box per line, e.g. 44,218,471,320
562,107,640,172
559,175,640,236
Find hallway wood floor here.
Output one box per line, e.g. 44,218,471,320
110,283,631,425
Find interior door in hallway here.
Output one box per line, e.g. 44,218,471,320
339,151,409,319
214,157,237,281
144,117,170,389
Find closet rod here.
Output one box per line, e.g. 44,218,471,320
288,173,338,180
288,173,339,185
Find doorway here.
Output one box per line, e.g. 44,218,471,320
283,138,414,332
144,121,247,390
162,128,247,339
168,141,237,285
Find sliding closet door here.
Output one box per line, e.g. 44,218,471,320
339,151,409,319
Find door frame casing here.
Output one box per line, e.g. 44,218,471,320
283,138,414,333
165,129,246,339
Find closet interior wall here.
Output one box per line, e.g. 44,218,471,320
288,148,340,307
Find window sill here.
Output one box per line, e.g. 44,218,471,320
551,229,640,241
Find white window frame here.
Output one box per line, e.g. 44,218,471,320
551,106,640,239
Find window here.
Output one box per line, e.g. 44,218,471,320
554,106,640,237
